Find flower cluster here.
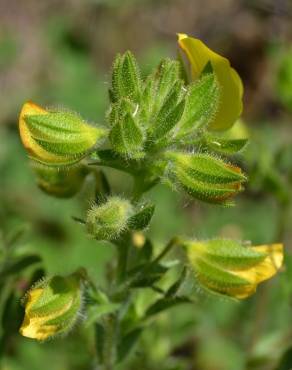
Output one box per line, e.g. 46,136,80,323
17,34,283,350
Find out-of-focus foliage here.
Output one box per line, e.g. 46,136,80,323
1,0,292,369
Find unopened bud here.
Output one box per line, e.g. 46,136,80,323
184,238,283,299
19,273,83,341
19,101,107,166
111,51,141,102
86,197,133,240
167,152,246,205
31,162,89,198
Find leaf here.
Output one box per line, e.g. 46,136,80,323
0,255,41,279
145,296,191,318
117,328,143,363
166,267,187,297
128,204,155,230
128,263,168,288
85,303,120,327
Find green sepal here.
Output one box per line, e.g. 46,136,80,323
168,152,246,185
109,112,144,159
177,169,241,205
86,197,134,240
141,59,182,125
205,135,249,155
111,51,141,102
193,239,267,270
25,111,106,160
150,81,185,140
154,59,181,111
127,204,155,230
177,71,219,136
193,256,250,289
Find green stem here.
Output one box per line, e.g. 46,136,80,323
102,315,117,370
116,238,129,283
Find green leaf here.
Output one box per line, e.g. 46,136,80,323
166,267,187,297
117,328,142,363
129,263,168,288
0,255,41,279
145,297,191,317
128,204,155,230
85,303,120,327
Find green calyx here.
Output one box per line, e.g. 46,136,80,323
86,197,155,240
24,110,107,165
165,151,246,205
31,162,90,198
20,273,83,340
107,53,223,159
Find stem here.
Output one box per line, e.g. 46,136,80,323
116,238,129,283
102,315,117,370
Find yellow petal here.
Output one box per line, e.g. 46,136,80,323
19,101,69,164
178,34,243,131
231,244,283,296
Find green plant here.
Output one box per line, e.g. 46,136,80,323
16,34,283,369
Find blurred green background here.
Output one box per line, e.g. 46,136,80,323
1,0,292,369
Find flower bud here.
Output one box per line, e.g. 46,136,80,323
167,152,246,205
31,162,89,198
19,273,83,341
111,51,141,102
86,197,133,240
178,33,243,131
19,101,107,166
184,239,283,299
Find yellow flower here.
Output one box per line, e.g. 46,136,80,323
178,33,243,131
184,239,283,299
20,274,82,341
19,102,66,165
19,101,106,166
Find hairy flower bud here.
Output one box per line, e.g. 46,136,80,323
31,162,89,198
184,239,283,299
166,152,246,205
19,101,107,166
86,197,134,240
19,273,83,341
